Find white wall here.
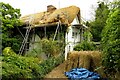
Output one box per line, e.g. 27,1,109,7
65,17,81,60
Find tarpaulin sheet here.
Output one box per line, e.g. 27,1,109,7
65,68,100,80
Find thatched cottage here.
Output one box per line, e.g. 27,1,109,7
20,5,87,60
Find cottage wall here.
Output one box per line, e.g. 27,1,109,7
65,17,82,60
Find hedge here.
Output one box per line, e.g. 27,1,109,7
2,47,64,79
73,41,96,51
101,8,120,73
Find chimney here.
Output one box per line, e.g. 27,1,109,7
47,5,56,12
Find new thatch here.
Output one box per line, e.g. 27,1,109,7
20,5,80,27
65,51,106,77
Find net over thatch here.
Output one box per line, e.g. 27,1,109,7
20,5,80,27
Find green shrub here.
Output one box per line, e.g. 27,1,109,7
26,38,65,58
101,8,120,73
2,47,41,79
2,47,64,79
41,38,64,57
0,56,2,78
73,41,96,51
39,55,64,78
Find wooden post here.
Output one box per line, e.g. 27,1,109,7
44,26,46,38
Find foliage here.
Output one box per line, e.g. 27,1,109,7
2,47,64,79
73,41,96,51
2,47,16,56
25,43,43,59
2,47,41,79
39,55,64,78
101,8,120,73
109,0,120,10
83,29,93,42
26,38,65,58
74,29,96,51
0,56,2,78
41,38,64,57
90,1,110,42
0,2,22,52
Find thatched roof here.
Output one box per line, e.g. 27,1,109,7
20,5,80,27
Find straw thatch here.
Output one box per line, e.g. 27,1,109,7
20,12,45,25
20,5,80,26
65,51,106,77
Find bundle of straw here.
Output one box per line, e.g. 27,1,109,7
65,51,106,77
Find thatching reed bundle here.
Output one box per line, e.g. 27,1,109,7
65,51,91,71
20,5,80,26
65,51,79,71
78,51,91,69
90,51,106,77
65,51,106,77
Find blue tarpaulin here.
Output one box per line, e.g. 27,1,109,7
65,68,100,80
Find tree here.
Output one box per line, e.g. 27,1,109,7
0,2,22,52
101,7,120,74
109,0,120,10
90,2,110,42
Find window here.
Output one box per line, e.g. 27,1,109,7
76,32,77,38
72,32,74,38
72,32,78,38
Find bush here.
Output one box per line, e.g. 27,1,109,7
39,55,64,78
101,8,120,73
73,41,96,51
0,56,2,78
2,47,41,79
26,38,65,58
41,38,64,57
2,47,64,79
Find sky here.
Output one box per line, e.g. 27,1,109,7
0,0,113,21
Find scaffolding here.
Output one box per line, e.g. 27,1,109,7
19,16,34,54
19,18,62,55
